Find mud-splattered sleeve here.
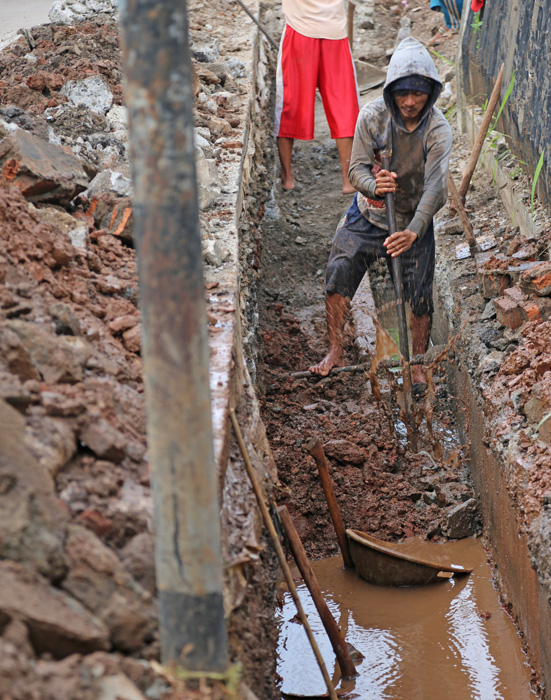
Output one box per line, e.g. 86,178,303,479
347,106,382,200
407,117,452,240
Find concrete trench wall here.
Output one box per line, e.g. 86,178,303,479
457,0,551,207
432,294,551,694
447,8,551,693
202,5,282,697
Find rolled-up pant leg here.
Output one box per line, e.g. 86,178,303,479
325,197,386,299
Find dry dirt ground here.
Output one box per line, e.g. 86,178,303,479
0,0,550,698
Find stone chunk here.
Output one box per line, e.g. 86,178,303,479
91,194,134,241
445,498,479,539
60,76,114,115
80,419,126,463
524,382,551,443
6,320,92,384
0,560,109,658
0,326,40,381
0,371,31,411
122,324,141,354
323,439,365,465
24,416,77,477
0,130,89,205
0,399,67,580
63,525,156,652
49,302,82,336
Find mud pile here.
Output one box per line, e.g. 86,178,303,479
0,0,266,697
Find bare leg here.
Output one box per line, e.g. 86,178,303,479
309,292,350,376
336,137,355,194
277,137,295,190
410,313,431,384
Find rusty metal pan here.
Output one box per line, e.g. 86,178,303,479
346,529,473,587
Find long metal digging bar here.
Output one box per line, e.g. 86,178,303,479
229,410,338,700
380,152,415,449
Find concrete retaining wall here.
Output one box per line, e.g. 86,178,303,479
432,302,551,696
458,0,551,207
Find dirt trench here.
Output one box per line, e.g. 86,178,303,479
255,8,476,565
251,3,551,697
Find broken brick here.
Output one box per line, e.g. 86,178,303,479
477,269,512,299
91,194,134,242
520,262,551,296
494,295,524,329
0,130,88,205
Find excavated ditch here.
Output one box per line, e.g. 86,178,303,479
253,3,549,698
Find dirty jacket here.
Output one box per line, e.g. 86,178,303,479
348,37,452,241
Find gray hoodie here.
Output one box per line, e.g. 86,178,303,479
348,37,452,240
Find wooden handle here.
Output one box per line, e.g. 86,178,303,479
230,411,338,700
307,436,353,568
278,506,358,679
448,175,478,252
458,63,505,201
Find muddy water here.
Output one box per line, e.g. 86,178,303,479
277,538,536,699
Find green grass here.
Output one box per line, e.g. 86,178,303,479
531,148,546,219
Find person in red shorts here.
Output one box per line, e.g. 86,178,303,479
275,0,360,193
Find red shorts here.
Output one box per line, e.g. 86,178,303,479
275,25,360,141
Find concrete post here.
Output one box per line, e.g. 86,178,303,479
118,0,228,671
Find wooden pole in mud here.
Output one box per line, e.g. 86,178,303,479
307,437,353,569
230,411,339,700
347,0,356,50
118,0,227,671
448,175,479,254
380,152,416,450
278,506,358,680
458,63,505,203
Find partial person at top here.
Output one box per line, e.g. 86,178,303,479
428,0,464,45
275,0,360,194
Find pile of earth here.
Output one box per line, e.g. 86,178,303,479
0,0,264,697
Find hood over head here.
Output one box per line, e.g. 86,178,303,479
383,37,443,125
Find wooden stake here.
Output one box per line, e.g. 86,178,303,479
347,1,356,50
278,506,358,680
458,63,505,202
230,411,338,700
307,437,353,569
448,174,479,254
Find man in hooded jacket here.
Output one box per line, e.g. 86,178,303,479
310,37,452,391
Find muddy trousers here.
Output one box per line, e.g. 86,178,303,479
325,195,435,317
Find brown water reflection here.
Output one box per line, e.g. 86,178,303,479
277,538,537,699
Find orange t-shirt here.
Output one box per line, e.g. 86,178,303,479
282,0,347,40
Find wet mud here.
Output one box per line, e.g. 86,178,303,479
254,4,548,697
277,539,537,699
257,113,476,561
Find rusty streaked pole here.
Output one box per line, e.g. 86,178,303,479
118,0,228,671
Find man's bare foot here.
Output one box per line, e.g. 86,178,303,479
281,174,295,191
427,29,453,46
309,349,344,376
411,364,427,386
342,182,356,194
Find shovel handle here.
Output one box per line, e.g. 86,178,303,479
307,437,353,568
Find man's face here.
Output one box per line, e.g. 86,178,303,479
393,90,430,122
